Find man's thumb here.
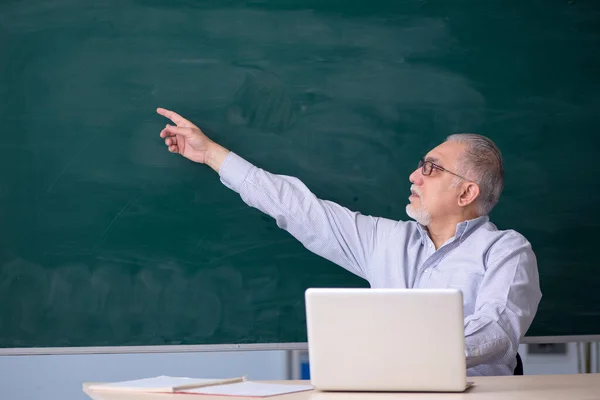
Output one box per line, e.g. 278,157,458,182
166,124,194,138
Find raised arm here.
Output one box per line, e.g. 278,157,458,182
157,108,384,280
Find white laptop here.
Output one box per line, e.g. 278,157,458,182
304,288,468,392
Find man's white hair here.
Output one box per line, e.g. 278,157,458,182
446,133,504,216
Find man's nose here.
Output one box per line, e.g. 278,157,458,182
409,168,423,185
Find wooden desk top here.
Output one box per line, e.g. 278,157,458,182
84,374,600,400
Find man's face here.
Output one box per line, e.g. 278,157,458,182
406,141,467,225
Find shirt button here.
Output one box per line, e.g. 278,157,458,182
424,269,429,273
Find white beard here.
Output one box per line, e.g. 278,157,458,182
406,203,432,226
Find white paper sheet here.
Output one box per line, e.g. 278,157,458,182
88,376,245,392
182,381,314,397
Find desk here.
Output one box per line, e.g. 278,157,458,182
84,374,600,400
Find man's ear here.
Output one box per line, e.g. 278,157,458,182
458,182,480,207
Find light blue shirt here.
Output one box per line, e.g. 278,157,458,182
219,152,542,376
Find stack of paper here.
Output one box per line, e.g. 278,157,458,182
86,376,313,397
87,375,246,393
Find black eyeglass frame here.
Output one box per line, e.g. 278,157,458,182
417,158,473,182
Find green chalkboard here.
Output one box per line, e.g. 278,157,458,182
1,0,599,348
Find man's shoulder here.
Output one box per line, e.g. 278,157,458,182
480,219,530,239
475,220,534,253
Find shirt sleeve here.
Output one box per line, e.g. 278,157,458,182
218,152,383,280
464,233,542,370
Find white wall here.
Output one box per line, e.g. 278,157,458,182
0,350,289,400
518,343,577,375
519,342,600,375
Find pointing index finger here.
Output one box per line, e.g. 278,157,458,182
157,108,193,127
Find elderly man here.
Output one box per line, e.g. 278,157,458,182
157,107,541,376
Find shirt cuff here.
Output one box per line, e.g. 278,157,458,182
219,152,255,193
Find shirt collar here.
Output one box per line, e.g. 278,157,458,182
415,215,489,245
415,223,429,245
456,215,489,242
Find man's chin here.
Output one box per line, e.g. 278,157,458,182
405,205,431,226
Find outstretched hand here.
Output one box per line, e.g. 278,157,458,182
157,108,230,171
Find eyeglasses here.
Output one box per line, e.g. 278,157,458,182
418,158,472,182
